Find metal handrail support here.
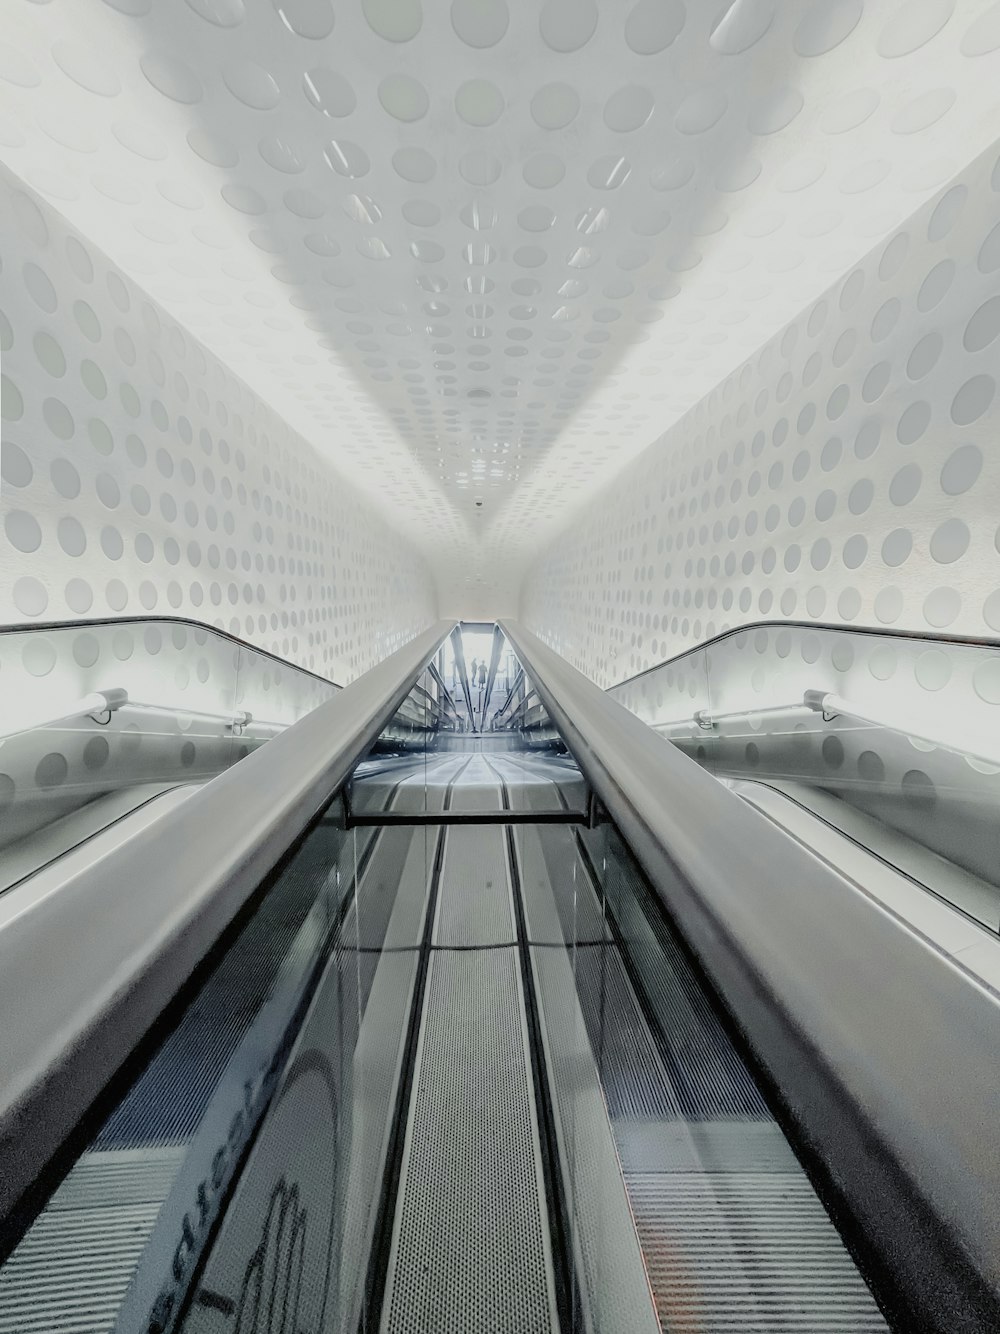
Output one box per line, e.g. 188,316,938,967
0,620,454,1249
500,621,1000,1333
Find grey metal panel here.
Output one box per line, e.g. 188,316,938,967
382,946,557,1334
0,620,454,1235
432,827,514,948
501,620,1000,1331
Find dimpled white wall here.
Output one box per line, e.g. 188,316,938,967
0,168,436,682
521,141,1000,687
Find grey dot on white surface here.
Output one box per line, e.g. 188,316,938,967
889,463,922,506
13,577,48,617
881,529,912,566
1,442,33,487
923,587,961,628
951,374,995,425
939,444,982,496
57,516,87,557
929,518,970,564
977,221,1000,273
963,296,1000,352
5,510,42,553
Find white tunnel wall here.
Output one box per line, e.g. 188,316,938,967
0,166,437,683
520,141,1000,688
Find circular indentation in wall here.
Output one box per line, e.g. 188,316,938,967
973,660,1000,705
906,332,942,379
940,443,982,496
303,68,355,118
186,0,245,23
451,0,509,47
896,401,930,445
187,128,239,168
604,85,654,133
820,86,879,135
140,52,203,104
889,463,922,506
57,515,86,557
66,579,93,614
874,587,903,623
915,650,951,691
929,518,969,564
964,295,1000,352
518,205,556,232
587,155,630,190
23,262,57,313
51,458,81,499
223,60,279,111
363,0,422,42
394,146,436,182
951,374,995,425
923,587,960,628
524,153,565,189
710,0,774,52
324,139,370,178
531,82,579,130
259,134,306,173
675,89,727,135
455,79,504,126
626,0,684,53
540,0,597,51
891,88,955,133
5,509,42,553
962,2,1000,55
877,0,955,58
379,72,429,121
274,0,334,39
928,184,966,241
53,38,122,96
881,528,912,566
748,86,803,135
13,577,47,617
795,0,863,55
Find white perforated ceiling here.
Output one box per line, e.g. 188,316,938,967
1,0,998,615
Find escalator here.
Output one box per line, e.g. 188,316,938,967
0,622,996,1332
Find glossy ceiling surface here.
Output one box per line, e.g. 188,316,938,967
1,0,998,611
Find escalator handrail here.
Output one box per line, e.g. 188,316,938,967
500,619,1000,1332
0,619,454,1247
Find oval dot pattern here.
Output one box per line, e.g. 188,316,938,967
0,0,997,604
523,143,1000,686
0,175,436,683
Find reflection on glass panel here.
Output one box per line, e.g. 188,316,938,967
609,623,1000,933
0,618,339,895
519,814,885,1333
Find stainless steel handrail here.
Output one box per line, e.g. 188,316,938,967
500,620,1000,1332
0,619,454,1242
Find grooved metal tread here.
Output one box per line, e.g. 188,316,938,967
625,1170,887,1331
381,947,557,1334
0,1149,184,1334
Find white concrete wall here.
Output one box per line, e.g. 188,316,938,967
0,169,436,683
521,142,1000,686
